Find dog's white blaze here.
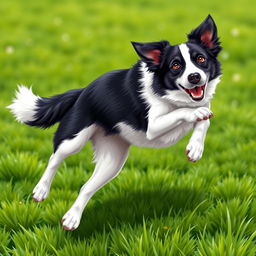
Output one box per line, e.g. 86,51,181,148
7,85,39,123
177,44,207,88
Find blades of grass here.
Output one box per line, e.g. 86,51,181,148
0,201,42,231
0,153,43,182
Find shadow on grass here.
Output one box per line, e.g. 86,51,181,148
72,187,206,240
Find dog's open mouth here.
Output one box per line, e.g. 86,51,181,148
180,84,206,101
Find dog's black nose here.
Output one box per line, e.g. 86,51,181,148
188,73,201,84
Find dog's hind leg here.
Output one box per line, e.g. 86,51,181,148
32,125,96,202
61,128,129,230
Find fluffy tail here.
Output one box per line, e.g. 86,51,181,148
7,85,83,128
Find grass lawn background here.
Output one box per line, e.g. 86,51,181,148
0,0,256,255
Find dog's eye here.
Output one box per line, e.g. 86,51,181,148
170,63,181,70
197,55,206,63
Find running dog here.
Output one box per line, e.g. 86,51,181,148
8,15,222,230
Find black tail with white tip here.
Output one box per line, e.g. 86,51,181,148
8,85,83,128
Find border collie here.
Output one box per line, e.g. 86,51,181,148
8,15,222,230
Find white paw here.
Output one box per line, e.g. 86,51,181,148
61,208,82,231
32,181,50,202
186,140,204,162
186,107,213,123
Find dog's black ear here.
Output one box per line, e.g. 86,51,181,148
187,15,221,56
131,40,169,71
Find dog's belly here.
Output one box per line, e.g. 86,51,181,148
117,122,193,148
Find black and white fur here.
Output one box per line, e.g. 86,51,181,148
8,15,222,230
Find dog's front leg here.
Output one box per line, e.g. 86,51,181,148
146,105,212,140
186,102,212,162
186,118,210,162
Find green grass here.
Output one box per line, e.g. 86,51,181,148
0,0,256,255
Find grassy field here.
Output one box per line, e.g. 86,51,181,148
0,0,256,255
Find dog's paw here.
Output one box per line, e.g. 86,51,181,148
61,208,81,231
186,107,213,122
32,181,50,202
186,140,204,162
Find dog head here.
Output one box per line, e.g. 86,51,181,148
132,15,222,106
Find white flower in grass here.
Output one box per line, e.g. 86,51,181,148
65,64,73,72
53,16,63,26
231,100,239,108
84,30,92,37
221,51,229,60
231,28,240,37
25,38,33,46
61,33,70,42
232,73,241,82
5,46,14,54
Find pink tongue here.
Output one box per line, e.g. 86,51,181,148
189,86,202,97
